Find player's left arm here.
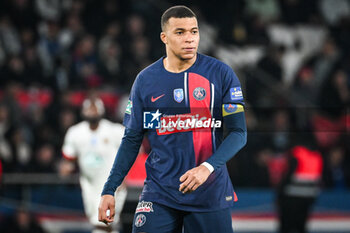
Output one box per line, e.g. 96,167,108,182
180,64,247,193
179,110,247,193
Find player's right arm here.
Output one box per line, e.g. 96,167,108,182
99,73,145,224
59,127,77,177
99,127,144,224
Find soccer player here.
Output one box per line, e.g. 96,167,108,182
99,5,247,233
60,97,127,233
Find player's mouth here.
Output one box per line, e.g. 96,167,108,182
183,47,196,52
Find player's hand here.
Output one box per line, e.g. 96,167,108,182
179,165,211,194
58,160,75,178
98,195,115,225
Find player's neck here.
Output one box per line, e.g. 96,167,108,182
163,53,197,73
89,122,99,131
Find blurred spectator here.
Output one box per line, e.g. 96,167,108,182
20,28,37,48
319,0,350,26
125,14,146,39
323,146,349,189
277,138,323,233
4,0,38,31
37,20,63,78
0,159,2,182
292,67,317,105
71,35,102,87
0,207,46,233
280,0,319,25
270,109,292,153
257,44,285,83
245,0,280,23
0,16,21,56
82,0,121,37
306,37,340,93
122,36,151,90
23,47,44,85
1,56,26,84
249,148,273,187
2,127,31,172
31,143,56,173
0,104,11,137
246,14,269,45
318,69,349,118
35,0,68,22
58,13,85,52
58,108,77,136
98,22,123,86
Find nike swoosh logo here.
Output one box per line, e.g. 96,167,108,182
151,94,165,102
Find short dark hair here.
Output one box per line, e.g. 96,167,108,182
161,5,197,31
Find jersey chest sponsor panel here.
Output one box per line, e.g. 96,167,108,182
124,54,242,211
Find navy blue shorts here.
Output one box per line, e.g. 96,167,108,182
132,201,234,233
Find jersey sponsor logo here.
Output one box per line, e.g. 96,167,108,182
143,109,162,129
136,201,154,213
193,87,206,101
173,88,184,103
222,104,244,116
151,94,165,102
135,214,146,227
226,196,233,201
230,87,243,101
125,100,132,114
156,114,222,135
143,109,222,133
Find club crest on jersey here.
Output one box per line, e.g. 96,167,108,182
193,87,206,101
136,201,154,213
135,214,146,227
173,88,184,103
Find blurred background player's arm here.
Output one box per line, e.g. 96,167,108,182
59,127,77,177
99,127,143,224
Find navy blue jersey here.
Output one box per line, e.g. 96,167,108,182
124,53,244,212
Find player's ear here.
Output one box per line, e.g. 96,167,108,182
160,32,167,44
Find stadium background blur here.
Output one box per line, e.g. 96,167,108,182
0,0,349,232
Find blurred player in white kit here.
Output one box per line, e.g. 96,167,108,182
60,97,127,233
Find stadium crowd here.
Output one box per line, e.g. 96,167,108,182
0,0,349,191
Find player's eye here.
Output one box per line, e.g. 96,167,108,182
192,30,198,34
176,31,183,35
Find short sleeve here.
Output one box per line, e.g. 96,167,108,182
62,127,77,160
123,74,144,132
222,66,244,105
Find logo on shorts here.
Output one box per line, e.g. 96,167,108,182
135,214,146,227
136,201,154,213
193,87,206,101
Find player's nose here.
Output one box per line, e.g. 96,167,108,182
185,32,195,43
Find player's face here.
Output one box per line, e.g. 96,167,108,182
161,17,199,61
82,103,101,124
